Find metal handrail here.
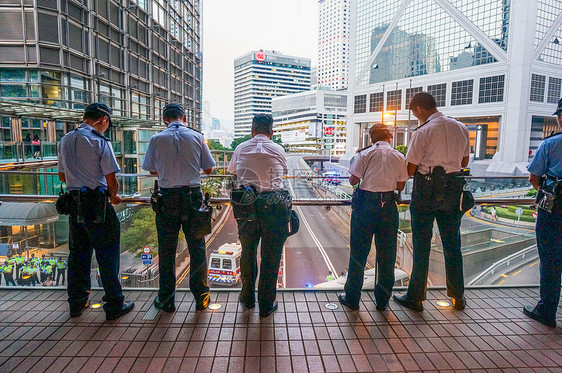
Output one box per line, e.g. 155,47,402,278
0,194,537,206
468,244,538,286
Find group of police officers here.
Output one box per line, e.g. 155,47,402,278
1,254,66,287
48,91,559,326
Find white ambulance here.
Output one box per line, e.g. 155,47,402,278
208,243,242,286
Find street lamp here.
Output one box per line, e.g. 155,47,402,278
383,112,397,147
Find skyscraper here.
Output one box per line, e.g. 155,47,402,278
233,50,311,138
348,0,562,174
318,0,351,91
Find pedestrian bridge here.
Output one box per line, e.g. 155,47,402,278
0,287,560,372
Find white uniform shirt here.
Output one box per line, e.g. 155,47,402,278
348,141,409,192
227,134,288,192
406,112,470,174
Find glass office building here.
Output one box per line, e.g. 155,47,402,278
348,0,562,174
234,50,311,138
0,0,202,193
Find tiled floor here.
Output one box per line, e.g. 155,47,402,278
0,287,561,372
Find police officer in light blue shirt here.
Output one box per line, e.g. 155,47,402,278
58,103,134,320
523,99,562,327
142,103,215,312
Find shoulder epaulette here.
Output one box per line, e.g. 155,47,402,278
187,126,202,134
543,131,562,140
414,120,430,131
92,130,110,141
356,145,372,153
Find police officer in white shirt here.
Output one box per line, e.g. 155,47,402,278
58,103,134,320
338,123,409,311
394,92,470,312
227,114,289,317
142,103,216,312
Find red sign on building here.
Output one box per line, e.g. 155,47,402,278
256,51,266,61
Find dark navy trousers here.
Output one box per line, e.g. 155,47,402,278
344,190,398,307
68,204,124,314
237,195,289,312
535,206,562,322
406,205,464,302
155,188,209,304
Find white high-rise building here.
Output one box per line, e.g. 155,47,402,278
234,50,311,138
318,0,351,91
347,0,562,175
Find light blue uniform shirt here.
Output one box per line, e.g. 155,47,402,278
527,133,562,179
142,121,216,188
57,123,120,191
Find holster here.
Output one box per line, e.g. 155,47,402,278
150,180,163,213
159,186,212,238
537,176,561,213
230,186,258,221
76,187,108,224
412,167,466,213
55,183,73,215
189,190,213,238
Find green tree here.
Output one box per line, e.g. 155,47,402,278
395,145,407,156
207,139,226,151
230,135,251,150
122,208,159,257
526,188,537,197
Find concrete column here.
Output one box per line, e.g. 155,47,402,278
498,0,538,165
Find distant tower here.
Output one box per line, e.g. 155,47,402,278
233,50,311,137
318,0,351,90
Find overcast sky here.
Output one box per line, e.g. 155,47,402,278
202,0,319,133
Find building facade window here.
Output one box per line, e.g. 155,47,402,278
478,75,505,103
530,74,546,102
451,80,474,106
386,89,402,111
354,94,367,114
369,92,383,112
547,77,561,104
427,83,446,107
405,87,423,110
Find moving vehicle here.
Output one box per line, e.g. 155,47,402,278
208,243,242,286
322,171,342,185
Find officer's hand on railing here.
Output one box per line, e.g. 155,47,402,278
110,195,123,205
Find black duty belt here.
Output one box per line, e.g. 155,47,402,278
161,186,200,192
357,189,395,200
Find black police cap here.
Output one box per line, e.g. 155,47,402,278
553,98,562,115
84,103,113,127
162,103,185,117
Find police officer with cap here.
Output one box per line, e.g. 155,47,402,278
339,123,408,311
142,103,215,312
58,102,134,319
393,92,470,312
227,114,290,318
523,98,562,327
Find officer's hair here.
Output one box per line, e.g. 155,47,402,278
163,107,184,121
369,123,391,143
409,92,437,111
252,114,273,135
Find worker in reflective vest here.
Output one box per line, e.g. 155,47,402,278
56,257,68,286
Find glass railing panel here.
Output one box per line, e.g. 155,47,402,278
0,174,541,291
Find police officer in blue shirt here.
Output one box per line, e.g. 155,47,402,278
142,103,215,312
524,99,562,327
58,103,134,320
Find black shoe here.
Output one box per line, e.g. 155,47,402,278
338,294,359,310
154,296,176,313
195,295,210,311
523,306,556,327
239,295,255,309
102,295,108,302
260,300,278,318
70,300,90,318
452,296,466,311
393,293,423,312
375,300,388,311
106,301,134,321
